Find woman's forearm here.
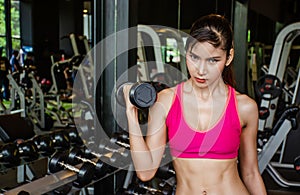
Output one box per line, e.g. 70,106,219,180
126,109,158,173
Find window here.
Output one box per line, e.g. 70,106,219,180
0,0,20,56
11,0,20,51
0,0,6,53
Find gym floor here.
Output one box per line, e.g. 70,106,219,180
263,168,300,194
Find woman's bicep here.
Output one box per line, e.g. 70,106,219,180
238,99,260,174
145,90,173,165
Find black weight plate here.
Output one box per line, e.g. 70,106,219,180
129,83,156,109
294,156,300,174
255,74,282,100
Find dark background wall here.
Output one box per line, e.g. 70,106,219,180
20,0,83,80
249,0,300,24
137,0,233,30
18,0,300,82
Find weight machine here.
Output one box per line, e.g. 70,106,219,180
51,34,93,100
137,25,188,85
3,74,27,117
256,21,300,188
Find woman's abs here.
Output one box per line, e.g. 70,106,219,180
172,158,249,195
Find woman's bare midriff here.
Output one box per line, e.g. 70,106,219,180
172,157,250,195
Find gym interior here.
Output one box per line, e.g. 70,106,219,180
0,0,300,194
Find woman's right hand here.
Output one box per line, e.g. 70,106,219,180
122,84,138,113
123,84,141,135
122,84,132,106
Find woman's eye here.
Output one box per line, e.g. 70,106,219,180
208,58,218,64
190,54,199,60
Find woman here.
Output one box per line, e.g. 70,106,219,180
124,14,267,194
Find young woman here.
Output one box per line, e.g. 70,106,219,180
124,14,267,195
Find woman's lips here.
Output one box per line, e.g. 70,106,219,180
195,77,206,83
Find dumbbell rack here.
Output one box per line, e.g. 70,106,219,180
3,158,129,195
0,157,48,191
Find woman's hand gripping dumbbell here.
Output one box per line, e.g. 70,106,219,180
116,82,169,109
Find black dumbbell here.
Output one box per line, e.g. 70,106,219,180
116,82,157,109
0,143,20,166
126,181,173,195
67,147,111,178
124,183,147,194
49,151,95,188
32,131,70,155
17,140,39,162
110,131,130,149
49,130,70,150
156,164,176,180
67,128,84,146
83,144,119,164
32,135,55,156
99,139,130,158
84,143,131,169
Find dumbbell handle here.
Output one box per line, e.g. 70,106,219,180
126,192,138,195
99,140,130,158
168,169,175,175
75,155,96,166
114,140,130,149
103,146,118,153
58,161,80,173
90,150,121,164
103,146,128,157
139,183,163,193
91,151,104,158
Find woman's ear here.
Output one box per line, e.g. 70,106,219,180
225,48,234,66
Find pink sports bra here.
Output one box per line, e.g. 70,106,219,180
166,83,241,159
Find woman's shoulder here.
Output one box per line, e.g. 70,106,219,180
156,83,181,109
157,85,176,101
234,90,258,116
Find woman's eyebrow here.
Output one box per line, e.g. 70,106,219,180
188,50,200,58
208,56,222,59
189,50,222,60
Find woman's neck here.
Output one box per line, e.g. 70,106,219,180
185,79,227,100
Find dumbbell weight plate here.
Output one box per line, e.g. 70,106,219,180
68,128,84,145
294,156,300,174
116,82,157,109
0,143,20,166
18,140,39,162
129,82,157,109
68,147,83,165
49,152,67,173
51,130,70,150
73,162,95,188
258,106,270,120
33,135,55,156
156,164,175,179
94,158,111,178
255,74,282,100
110,131,129,144
116,82,133,107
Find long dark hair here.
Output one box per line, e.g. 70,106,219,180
185,14,236,87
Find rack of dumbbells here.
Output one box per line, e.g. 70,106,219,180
1,127,133,195
117,145,176,195
0,128,78,194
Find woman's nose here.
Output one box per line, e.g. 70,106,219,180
197,61,207,75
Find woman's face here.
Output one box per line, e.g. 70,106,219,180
186,41,233,88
